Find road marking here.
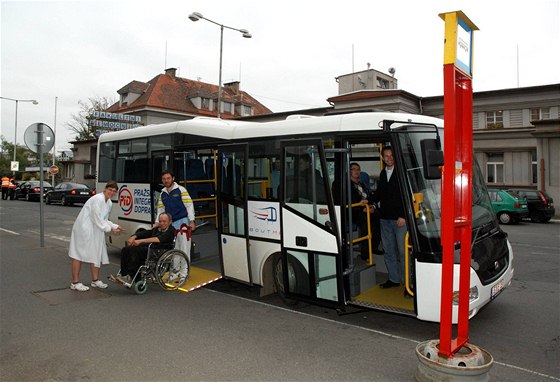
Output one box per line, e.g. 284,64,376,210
205,288,560,381
28,230,70,242
0,228,20,235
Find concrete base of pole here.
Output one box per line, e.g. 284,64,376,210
415,340,493,381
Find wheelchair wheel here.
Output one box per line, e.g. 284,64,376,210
156,249,190,290
133,280,148,295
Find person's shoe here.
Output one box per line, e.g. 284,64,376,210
91,280,108,289
70,282,90,292
115,275,131,284
379,280,400,289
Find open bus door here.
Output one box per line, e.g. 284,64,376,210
150,150,172,222
279,140,344,306
217,143,252,285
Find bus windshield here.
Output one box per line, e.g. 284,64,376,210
397,127,496,243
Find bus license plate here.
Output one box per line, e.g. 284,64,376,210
491,279,504,300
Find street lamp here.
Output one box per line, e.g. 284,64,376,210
188,11,251,119
0,97,39,175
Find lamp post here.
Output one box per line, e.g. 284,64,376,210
188,12,251,119
0,97,39,175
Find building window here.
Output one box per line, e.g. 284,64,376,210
223,102,232,114
201,97,210,110
486,153,504,183
531,151,537,184
486,111,503,129
243,105,253,116
530,107,550,121
377,77,390,89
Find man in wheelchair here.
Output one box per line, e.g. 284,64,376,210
114,212,175,284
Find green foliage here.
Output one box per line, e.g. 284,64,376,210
0,137,39,179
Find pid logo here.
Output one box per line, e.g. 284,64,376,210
119,185,133,216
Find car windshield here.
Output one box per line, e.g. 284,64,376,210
30,181,52,187
74,184,90,190
506,190,520,199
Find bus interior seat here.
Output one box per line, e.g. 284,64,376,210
359,171,371,191
184,159,213,209
204,158,214,180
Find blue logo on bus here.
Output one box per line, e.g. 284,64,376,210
251,207,277,222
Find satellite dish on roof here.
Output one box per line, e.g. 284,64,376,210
388,67,396,76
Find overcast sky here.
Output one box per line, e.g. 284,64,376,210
1,0,559,153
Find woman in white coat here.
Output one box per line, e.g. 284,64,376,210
69,181,123,291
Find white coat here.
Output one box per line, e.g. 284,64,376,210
68,193,118,267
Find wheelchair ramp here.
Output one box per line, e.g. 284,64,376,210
177,266,222,293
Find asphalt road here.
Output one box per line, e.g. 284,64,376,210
1,198,559,381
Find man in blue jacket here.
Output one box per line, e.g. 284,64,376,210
156,170,196,231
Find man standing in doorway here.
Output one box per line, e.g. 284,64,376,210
372,146,407,290
156,170,196,231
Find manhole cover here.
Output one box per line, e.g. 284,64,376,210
32,287,111,305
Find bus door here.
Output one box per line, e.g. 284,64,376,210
217,143,252,284
280,140,344,306
151,150,172,222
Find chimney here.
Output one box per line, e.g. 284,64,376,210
165,67,177,78
224,81,240,93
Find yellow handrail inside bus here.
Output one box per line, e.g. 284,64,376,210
404,231,414,296
178,149,219,228
350,202,373,265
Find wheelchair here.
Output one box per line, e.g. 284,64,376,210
111,242,190,295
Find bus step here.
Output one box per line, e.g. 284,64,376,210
349,265,376,296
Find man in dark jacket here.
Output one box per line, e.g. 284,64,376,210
372,146,407,289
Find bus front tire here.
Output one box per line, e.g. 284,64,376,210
273,254,309,306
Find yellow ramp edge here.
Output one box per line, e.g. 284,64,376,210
177,266,222,293
354,285,414,311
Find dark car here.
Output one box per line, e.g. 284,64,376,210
508,188,555,223
45,182,94,206
487,188,529,224
15,181,54,201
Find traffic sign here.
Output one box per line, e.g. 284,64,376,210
10,161,19,171
24,123,55,154
49,165,59,175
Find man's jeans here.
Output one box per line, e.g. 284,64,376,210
380,219,407,284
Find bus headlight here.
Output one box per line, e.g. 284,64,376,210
452,286,479,305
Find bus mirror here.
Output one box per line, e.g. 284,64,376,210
420,138,443,179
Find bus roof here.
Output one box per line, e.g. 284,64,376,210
97,112,443,143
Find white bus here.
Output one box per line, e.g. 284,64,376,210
97,112,514,322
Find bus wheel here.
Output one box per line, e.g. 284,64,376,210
273,254,309,305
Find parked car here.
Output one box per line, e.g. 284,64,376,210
507,188,555,223
15,181,54,201
45,182,95,206
487,188,529,224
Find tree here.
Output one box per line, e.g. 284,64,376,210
0,137,39,177
66,96,115,141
